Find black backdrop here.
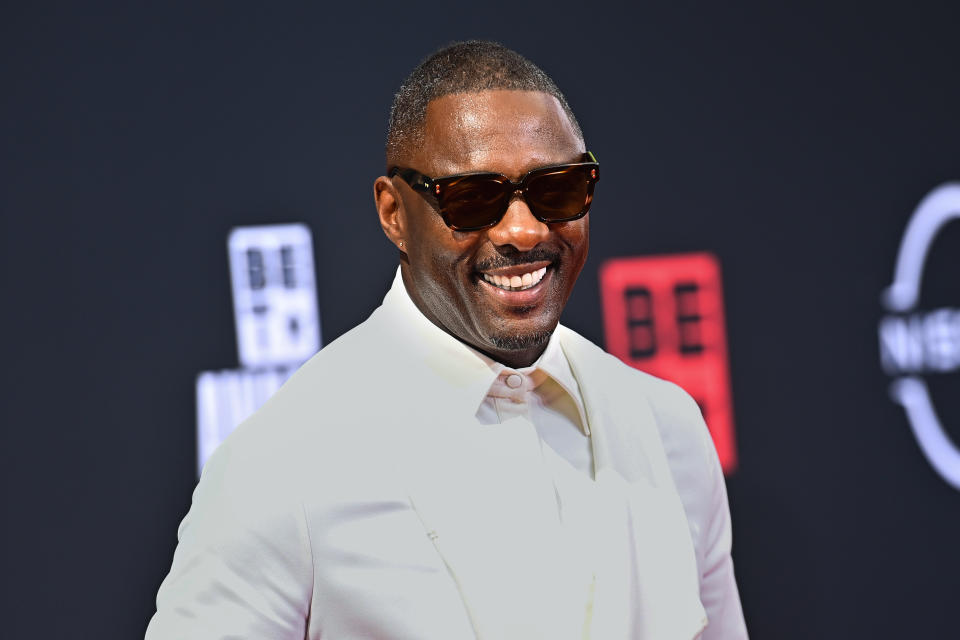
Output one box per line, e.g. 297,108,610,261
3,2,960,637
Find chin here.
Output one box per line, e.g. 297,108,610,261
486,328,553,353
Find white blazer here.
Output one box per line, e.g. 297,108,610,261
146,275,747,639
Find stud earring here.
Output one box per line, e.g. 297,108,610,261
399,241,404,248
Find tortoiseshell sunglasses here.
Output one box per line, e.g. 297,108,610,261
389,152,599,231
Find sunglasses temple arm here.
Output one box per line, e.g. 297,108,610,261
391,167,434,193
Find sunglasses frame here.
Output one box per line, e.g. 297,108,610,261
389,151,599,231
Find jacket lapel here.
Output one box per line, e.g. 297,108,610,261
558,327,708,639
557,325,674,488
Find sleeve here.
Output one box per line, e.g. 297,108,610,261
652,383,749,640
144,439,315,640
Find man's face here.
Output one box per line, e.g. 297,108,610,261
393,90,589,368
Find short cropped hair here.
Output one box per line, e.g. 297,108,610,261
386,40,584,166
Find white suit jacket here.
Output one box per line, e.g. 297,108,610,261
147,274,747,639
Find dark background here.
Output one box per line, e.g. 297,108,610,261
3,2,959,637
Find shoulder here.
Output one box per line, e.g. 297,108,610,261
557,324,717,482
203,308,401,499
557,325,729,571
557,324,704,427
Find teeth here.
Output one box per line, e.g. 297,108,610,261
482,267,548,291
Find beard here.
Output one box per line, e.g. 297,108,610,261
487,328,553,353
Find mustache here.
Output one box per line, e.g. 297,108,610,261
474,247,559,272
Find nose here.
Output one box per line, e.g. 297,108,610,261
487,194,550,251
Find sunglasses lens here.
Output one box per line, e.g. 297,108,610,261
526,167,592,221
441,176,510,230
434,162,597,230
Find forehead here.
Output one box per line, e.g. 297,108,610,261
415,90,584,179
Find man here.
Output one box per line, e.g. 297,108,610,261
147,41,747,639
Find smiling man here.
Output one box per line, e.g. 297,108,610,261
147,41,747,639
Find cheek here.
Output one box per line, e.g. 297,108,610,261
417,239,475,303
406,211,458,273
560,223,590,266
418,231,478,282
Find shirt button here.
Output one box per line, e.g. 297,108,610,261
505,373,523,389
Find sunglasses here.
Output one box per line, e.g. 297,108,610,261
389,151,599,231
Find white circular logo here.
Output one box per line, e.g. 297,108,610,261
879,183,960,490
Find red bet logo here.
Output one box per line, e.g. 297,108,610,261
600,253,738,473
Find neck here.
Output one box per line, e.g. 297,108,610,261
400,267,552,370
478,342,548,370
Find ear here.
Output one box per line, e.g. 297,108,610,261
374,176,407,253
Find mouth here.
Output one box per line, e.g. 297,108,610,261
475,260,553,305
481,266,548,291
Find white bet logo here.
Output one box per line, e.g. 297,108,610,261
228,224,321,367
195,223,322,474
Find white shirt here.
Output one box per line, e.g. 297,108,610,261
472,338,593,478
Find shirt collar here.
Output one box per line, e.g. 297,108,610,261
381,267,589,433
482,338,591,436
